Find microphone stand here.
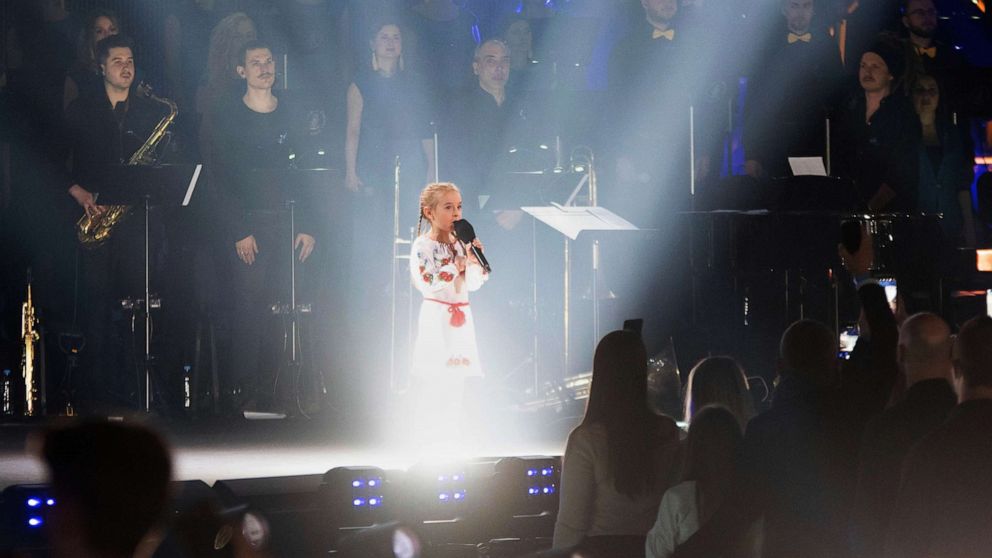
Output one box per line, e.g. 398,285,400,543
389,156,402,392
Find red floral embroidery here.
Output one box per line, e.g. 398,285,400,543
439,271,454,282
441,258,451,266
422,273,433,283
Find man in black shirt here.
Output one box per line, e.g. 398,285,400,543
743,0,844,178
64,35,171,409
444,39,537,213
207,41,316,412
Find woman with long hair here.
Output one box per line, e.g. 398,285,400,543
646,405,753,558
683,356,755,430
64,9,120,109
343,20,436,381
552,330,684,550
200,12,257,117
911,73,977,246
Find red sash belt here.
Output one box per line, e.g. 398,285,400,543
425,298,469,327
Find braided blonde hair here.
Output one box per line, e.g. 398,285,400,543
417,182,460,237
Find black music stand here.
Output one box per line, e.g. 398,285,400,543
94,163,204,412
236,168,340,417
771,175,859,211
482,170,583,212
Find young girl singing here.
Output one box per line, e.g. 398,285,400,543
409,183,488,435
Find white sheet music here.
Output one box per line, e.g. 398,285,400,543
182,164,202,207
788,157,828,176
522,206,638,240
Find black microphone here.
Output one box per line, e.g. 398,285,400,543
453,219,491,273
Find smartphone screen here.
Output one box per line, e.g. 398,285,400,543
878,277,898,314
839,324,859,360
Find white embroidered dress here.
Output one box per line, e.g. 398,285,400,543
409,235,488,380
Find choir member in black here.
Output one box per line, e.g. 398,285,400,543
835,37,921,212
444,39,536,211
65,35,171,408
606,0,694,225
207,41,316,411
345,21,435,217
912,74,976,246
63,9,120,110
744,0,844,178
901,0,969,113
604,0,698,354
442,38,541,382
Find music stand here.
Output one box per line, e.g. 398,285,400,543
523,204,639,377
93,163,204,412
236,167,340,416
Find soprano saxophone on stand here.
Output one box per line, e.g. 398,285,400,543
76,83,178,248
21,279,40,416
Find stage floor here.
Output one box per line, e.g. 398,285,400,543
0,406,577,490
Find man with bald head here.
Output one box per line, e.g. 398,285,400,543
444,39,536,211
884,315,992,558
850,312,956,558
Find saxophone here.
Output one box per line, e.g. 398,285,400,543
76,83,179,248
21,280,39,416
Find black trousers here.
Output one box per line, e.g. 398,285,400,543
77,209,156,405
228,211,310,402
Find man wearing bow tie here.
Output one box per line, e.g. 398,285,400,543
901,0,967,113
742,0,844,179
605,0,695,226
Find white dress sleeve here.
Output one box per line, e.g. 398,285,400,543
465,259,488,291
552,427,597,549
410,237,460,295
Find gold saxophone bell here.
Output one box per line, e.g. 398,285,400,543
77,83,178,249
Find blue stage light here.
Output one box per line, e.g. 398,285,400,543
369,498,379,506
26,498,41,508
45,499,55,506
368,479,378,487
27,517,42,527
353,498,365,507
352,480,362,488
438,493,449,501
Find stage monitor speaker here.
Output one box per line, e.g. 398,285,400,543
0,483,54,555
212,474,326,557
487,457,560,540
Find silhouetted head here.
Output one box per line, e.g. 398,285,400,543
779,319,838,388
684,356,754,429
42,421,172,558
